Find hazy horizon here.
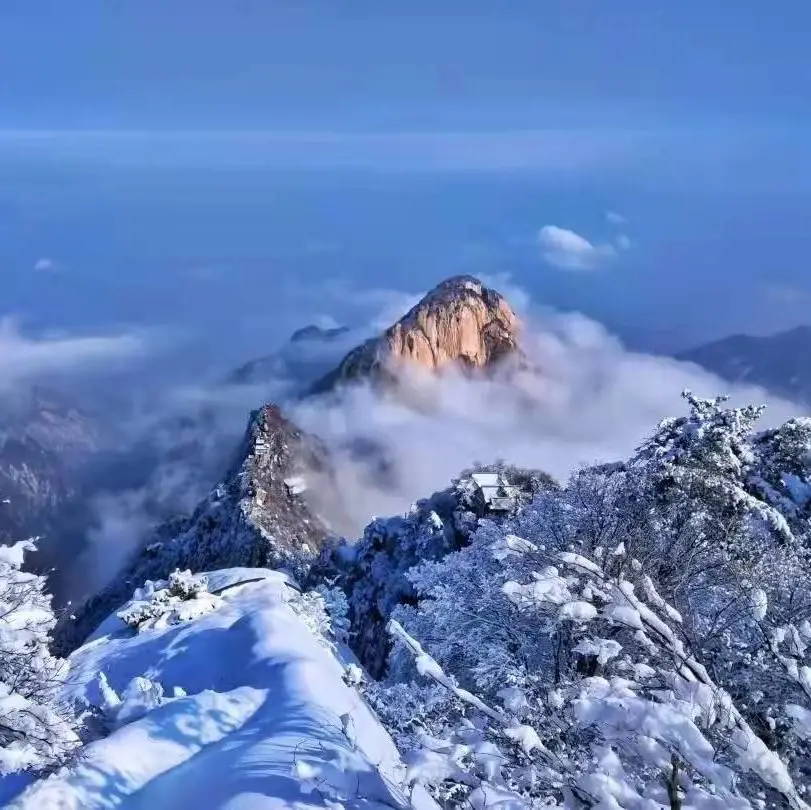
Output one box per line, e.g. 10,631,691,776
2,2,810,389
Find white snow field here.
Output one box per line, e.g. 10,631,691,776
5,568,436,810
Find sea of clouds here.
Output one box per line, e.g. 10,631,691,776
1,276,804,603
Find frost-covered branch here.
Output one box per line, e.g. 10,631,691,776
387,619,595,808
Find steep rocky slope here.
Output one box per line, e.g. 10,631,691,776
308,275,524,395
58,404,337,653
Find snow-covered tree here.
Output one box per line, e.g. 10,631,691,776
320,463,555,678
0,539,78,775
372,393,811,808
117,569,223,632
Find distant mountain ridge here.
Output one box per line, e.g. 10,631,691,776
0,388,99,543
228,324,352,389
677,325,811,403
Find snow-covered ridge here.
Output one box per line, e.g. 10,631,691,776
317,462,554,678
6,568,437,810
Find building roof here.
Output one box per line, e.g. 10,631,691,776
471,472,502,489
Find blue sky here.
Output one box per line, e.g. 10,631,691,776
0,1,810,377
1,1,808,130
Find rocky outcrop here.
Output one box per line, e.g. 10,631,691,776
155,403,335,572
308,276,523,395
56,404,337,653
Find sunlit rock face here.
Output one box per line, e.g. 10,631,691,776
309,275,525,394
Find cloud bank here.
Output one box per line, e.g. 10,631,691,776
291,299,804,536
0,319,147,390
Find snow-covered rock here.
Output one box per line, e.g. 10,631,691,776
318,464,554,678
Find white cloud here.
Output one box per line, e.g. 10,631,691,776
538,225,617,271
606,210,627,225
615,233,632,251
313,314,342,330
0,318,147,387
33,257,57,272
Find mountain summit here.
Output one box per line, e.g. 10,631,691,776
309,275,523,394
57,404,336,652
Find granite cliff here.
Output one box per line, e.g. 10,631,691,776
309,275,524,395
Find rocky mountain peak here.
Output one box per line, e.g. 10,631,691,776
57,403,336,653
236,404,334,557
392,275,520,367
309,275,523,394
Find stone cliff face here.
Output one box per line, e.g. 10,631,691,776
309,275,523,394
212,404,335,568
57,404,336,653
